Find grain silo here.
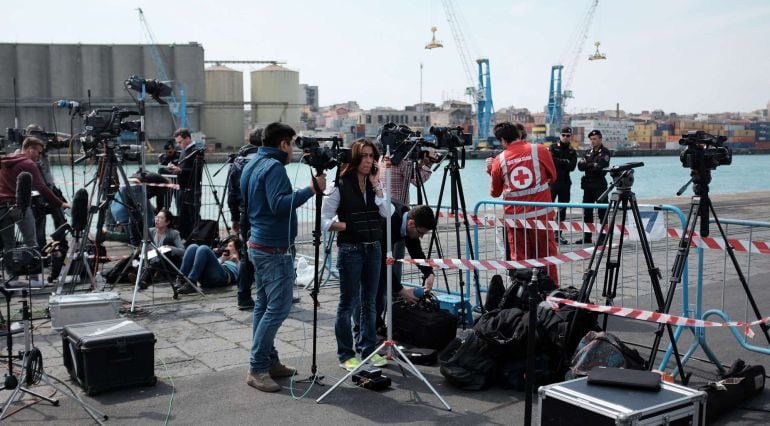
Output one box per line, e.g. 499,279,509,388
204,65,244,149
250,64,300,129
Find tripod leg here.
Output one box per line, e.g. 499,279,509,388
452,169,484,314
647,197,701,379
708,201,770,344
627,197,688,383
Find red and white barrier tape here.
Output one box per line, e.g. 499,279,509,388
667,228,770,255
400,246,605,271
467,214,769,256
546,296,770,338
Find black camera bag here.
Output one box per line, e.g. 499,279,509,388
392,293,457,351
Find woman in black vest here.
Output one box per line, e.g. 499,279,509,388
321,139,390,371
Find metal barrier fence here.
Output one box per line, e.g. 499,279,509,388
464,200,689,316
661,217,770,373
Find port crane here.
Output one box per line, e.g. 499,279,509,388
136,8,190,131
436,0,495,149
545,0,605,139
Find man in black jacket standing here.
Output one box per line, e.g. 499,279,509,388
166,128,203,240
549,127,577,244
576,129,611,245
376,201,436,332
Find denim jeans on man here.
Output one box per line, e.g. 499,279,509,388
180,244,228,287
335,241,381,362
249,248,294,373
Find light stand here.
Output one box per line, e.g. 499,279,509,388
128,81,201,312
0,285,107,423
317,148,451,410
295,165,326,386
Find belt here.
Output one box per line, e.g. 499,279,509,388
248,241,289,254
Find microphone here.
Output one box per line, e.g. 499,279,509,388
54,100,80,109
71,188,89,233
54,99,82,115
16,172,32,211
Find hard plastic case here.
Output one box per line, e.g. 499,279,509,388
62,318,156,395
538,377,706,425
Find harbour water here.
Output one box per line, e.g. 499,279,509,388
49,154,770,209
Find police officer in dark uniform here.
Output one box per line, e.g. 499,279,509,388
549,127,577,244
576,129,611,244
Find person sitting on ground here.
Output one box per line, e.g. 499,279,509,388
138,209,185,289
176,238,241,294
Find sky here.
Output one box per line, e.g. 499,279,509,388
2,0,769,115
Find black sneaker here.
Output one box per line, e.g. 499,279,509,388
574,239,592,245
177,282,198,295
558,237,570,245
238,300,255,311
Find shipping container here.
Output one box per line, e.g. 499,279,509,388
727,142,755,149
731,136,755,143
755,141,770,150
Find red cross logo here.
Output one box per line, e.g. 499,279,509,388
510,166,533,189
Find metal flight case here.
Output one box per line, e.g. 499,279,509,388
538,377,706,426
61,319,157,395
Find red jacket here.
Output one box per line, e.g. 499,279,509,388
490,141,556,218
0,154,64,207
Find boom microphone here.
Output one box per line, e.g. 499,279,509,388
54,100,80,109
71,188,89,233
16,172,32,211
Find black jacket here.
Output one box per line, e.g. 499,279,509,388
577,145,611,180
382,200,434,294
177,144,204,191
549,142,577,184
336,174,383,244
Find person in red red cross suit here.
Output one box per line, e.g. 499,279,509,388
488,122,560,286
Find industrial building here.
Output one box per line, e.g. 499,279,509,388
0,43,204,145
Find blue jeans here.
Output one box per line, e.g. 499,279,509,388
335,242,381,362
249,248,294,373
180,244,228,288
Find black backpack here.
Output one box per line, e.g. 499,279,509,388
439,330,498,390
186,219,219,247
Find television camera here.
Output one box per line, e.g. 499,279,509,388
377,123,441,166
4,127,70,150
429,126,472,149
295,135,350,174
679,130,732,171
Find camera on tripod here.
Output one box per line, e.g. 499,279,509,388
3,127,69,150
378,123,437,166
679,130,732,170
83,108,140,143
429,126,472,149
294,135,350,172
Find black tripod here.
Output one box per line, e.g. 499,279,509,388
648,158,770,373
0,284,107,422
197,154,231,234
399,145,453,295
565,162,688,383
429,145,483,327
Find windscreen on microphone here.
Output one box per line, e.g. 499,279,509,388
16,172,32,211
71,188,89,233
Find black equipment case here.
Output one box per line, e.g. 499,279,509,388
62,318,157,395
538,377,706,426
392,297,457,350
